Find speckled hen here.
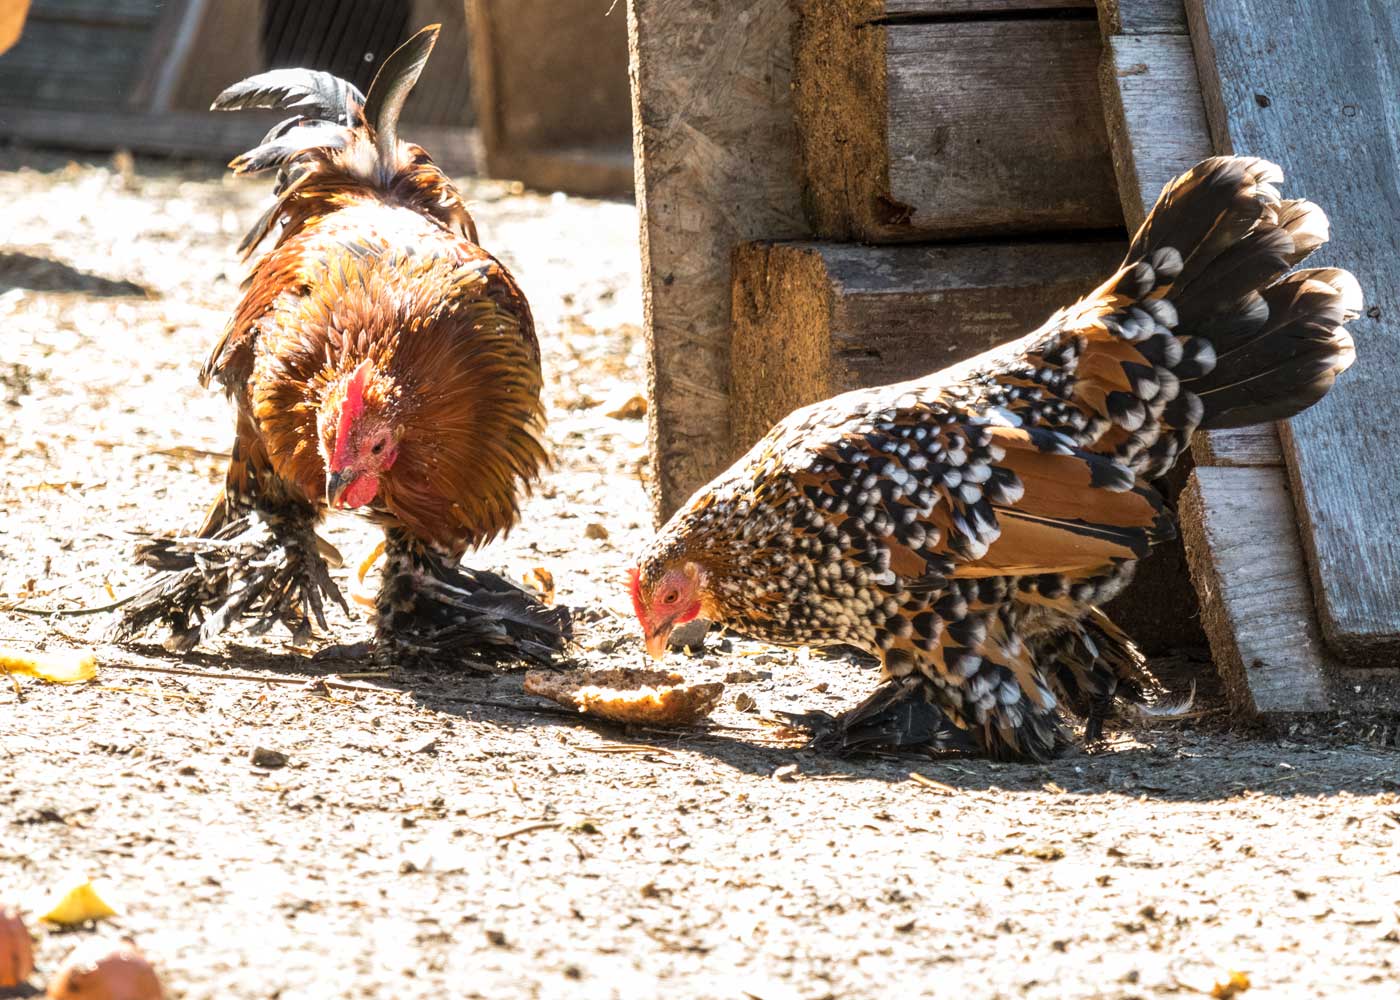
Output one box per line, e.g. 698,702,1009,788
632,157,1359,760
115,26,567,662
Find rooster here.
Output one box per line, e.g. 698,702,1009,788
115,25,567,662
631,157,1358,760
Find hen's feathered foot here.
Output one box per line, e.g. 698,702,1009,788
779,676,980,756
111,506,346,652
374,528,571,666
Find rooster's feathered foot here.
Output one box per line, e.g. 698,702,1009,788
374,528,571,666
778,676,979,756
111,506,346,652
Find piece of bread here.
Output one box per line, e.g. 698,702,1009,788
524,668,724,726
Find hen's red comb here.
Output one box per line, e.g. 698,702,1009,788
330,359,373,472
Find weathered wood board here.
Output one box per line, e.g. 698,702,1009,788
1180,467,1334,714
728,239,1128,448
628,0,810,521
794,0,1121,242
1095,0,1185,35
1187,0,1400,660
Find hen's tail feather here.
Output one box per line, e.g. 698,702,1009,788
1125,156,1359,432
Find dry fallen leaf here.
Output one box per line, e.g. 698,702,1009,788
522,566,556,605
604,392,647,420
0,646,97,685
525,667,723,726
1211,970,1251,998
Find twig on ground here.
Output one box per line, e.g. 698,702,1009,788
495,821,561,841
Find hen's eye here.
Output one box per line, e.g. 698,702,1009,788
371,439,386,455
661,590,679,605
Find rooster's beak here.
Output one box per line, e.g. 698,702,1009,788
644,624,672,660
326,470,352,509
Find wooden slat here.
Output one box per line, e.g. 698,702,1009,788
1188,0,1400,660
0,106,480,175
487,143,633,199
629,0,810,521
1180,466,1333,714
880,0,1094,14
0,18,149,108
1191,426,1283,467
1095,0,1186,35
729,239,1128,448
1098,32,1209,231
794,3,1121,242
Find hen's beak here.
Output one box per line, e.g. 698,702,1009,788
326,470,352,510
644,623,673,660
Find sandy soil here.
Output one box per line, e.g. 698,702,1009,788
1,151,1398,1000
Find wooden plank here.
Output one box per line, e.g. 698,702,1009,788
487,143,633,198
794,3,1121,243
729,239,1128,448
879,0,1093,14
468,0,630,186
1095,0,1186,35
0,106,480,175
628,0,810,521
1191,426,1283,467
1188,0,1400,660
0,18,149,108
1098,33,1210,231
1180,466,1333,714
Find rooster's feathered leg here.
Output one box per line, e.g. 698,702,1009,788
111,497,346,652
373,527,570,666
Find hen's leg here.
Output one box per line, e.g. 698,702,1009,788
374,527,570,666
112,436,345,652
780,675,979,755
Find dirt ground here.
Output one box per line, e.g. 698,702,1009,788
1,150,1398,1000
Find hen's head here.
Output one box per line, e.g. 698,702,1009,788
318,359,403,510
629,557,708,660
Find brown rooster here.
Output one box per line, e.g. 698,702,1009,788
631,157,1358,760
116,25,566,661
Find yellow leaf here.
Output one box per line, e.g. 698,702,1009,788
39,878,119,925
0,646,97,684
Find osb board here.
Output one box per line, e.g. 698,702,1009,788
628,0,809,521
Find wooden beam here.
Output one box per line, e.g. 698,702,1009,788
628,0,810,521
1187,0,1400,660
794,1,1121,243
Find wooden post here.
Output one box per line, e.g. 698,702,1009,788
628,0,810,521
1187,0,1400,661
